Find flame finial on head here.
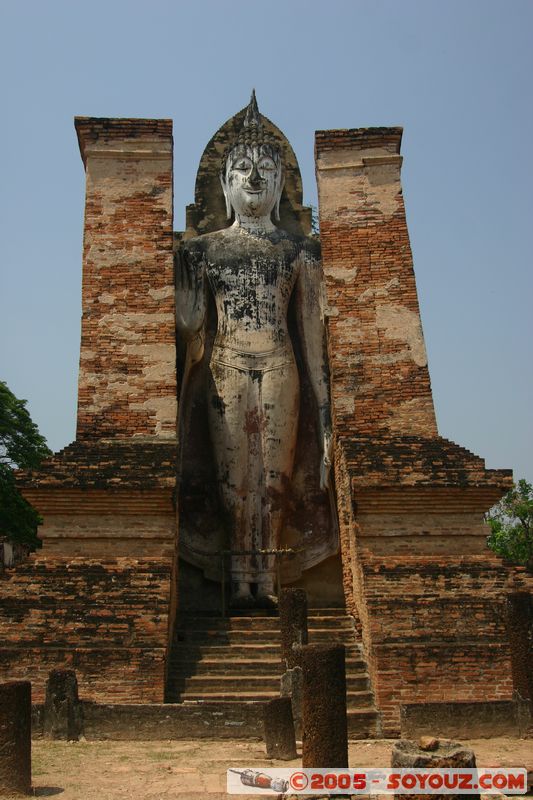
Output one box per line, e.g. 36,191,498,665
222,91,281,164
243,89,261,129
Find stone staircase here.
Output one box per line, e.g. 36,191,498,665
166,608,380,737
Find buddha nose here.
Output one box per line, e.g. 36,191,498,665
248,162,263,188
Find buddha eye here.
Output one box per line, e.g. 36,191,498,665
258,158,276,171
233,159,252,171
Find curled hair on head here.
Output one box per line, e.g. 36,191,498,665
220,91,285,221
220,90,283,173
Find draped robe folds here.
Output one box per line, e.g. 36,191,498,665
176,225,337,587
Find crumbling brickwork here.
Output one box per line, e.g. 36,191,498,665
75,118,176,440
5,439,178,702
316,127,436,438
0,556,172,702
334,442,518,735
316,127,515,736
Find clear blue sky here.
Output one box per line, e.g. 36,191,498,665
1,0,531,484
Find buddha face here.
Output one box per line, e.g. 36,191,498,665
222,143,284,220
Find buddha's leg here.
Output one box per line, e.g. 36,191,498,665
207,361,257,602
256,360,300,599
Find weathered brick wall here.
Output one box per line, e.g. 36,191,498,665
0,555,172,703
75,118,176,440
316,126,515,735
334,442,519,735
505,592,533,701
315,128,437,438
36,512,176,557
17,442,178,557
356,511,492,555
360,553,515,734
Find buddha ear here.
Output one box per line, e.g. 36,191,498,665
220,173,233,220
274,169,285,222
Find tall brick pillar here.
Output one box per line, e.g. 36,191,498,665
315,127,436,438
2,119,179,705
75,117,176,441
314,127,514,735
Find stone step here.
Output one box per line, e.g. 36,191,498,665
171,657,368,674
174,628,357,645
174,674,370,692
187,607,346,618
176,689,375,705
169,644,366,672
177,615,355,631
169,644,363,662
347,709,381,738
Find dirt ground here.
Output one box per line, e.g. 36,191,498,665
3,736,529,800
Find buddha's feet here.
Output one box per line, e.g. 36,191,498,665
229,593,256,609
255,593,278,609
230,582,256,609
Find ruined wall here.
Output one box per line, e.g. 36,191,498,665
5,121,179,704
18,441,178,557
0,555,172,703
75,118,176,440
334,444,515,735
316,127,437,438
315,127,515,735
360,552,514,734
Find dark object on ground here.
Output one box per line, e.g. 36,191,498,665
263,696,297,760
281,665,303,739
43,669,83,741
0,680,32,795
301,643,348,768
392,738,479,800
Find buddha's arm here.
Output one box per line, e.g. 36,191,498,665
295,244,333,490
175,243,207,340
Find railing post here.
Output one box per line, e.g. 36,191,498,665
221,552,226,618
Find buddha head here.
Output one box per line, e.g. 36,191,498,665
221,91,285,222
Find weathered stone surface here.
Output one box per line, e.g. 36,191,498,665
0,681,31,795
419,736,439,751
302,644,348,768
78,701,264,740
177,99,337,592
280,665,303,739
263,697,297,760
400,700,529,739
279,589,308,669
43,670,83,741
392,738,478,800
177,95,333,605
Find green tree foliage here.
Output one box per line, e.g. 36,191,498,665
486,479,533,568
0,380,51,547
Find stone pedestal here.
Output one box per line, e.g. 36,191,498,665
0,681,31,796
44,669,83,741
279,588,308,669
280,665,303,740
301,644,348,768
263,697,297,760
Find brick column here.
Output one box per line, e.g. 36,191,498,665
315,127,437,438
75,117,176,440
0,681,31,795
